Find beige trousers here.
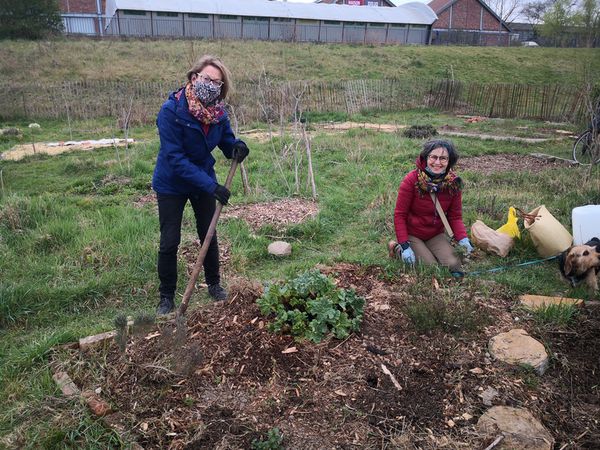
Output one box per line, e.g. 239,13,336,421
408,233,462,271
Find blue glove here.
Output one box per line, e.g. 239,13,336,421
401,246,416,265
458,237,474,255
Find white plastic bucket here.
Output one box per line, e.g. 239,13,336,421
572,205,600,245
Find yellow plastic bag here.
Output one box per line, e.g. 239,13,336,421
496,206,520,239
523,205,572,257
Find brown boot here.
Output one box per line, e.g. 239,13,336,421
388,240,399,259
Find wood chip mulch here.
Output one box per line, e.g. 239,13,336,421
221,198,318,230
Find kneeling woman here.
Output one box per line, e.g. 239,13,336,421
389,140,473,274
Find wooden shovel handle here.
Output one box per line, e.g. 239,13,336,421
177,159,239,317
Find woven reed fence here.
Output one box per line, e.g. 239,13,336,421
0,78,587,125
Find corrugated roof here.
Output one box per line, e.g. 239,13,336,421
106,0,437,24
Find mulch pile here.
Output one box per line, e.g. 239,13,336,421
221,198,318,231
56,264,600,449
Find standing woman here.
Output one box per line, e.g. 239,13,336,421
152,55,249,315
389,140,473,275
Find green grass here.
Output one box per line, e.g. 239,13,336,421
0,38,598,85
531,303,580,327
1,110,599,446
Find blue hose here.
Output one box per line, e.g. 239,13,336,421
467,255,558,277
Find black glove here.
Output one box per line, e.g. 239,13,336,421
232,141,249,163
213,184,230,205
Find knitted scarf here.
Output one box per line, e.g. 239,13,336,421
182,83,225,125
416,169,462,195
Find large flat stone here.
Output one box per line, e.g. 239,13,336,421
53,371,81,397
79,330,117,352
519,294,583,309
82,390,113,417
477,406,554,450
488,329,549,375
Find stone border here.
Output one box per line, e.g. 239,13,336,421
53,325,145,449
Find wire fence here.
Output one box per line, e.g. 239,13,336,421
0,78,588,125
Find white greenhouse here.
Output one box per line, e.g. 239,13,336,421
102,0,437,44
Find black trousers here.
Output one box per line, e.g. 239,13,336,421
157,192,220,297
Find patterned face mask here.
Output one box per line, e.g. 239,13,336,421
193,81,221,105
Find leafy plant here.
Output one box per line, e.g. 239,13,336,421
251,427,284,450
403,124,438,139
257,270,365,343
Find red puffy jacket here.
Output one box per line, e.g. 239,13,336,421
394,157,467,243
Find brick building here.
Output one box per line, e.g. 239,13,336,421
427,0,513,45
59,0,107,34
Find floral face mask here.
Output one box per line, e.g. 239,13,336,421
193,81,221,105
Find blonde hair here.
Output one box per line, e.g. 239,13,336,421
186,55,231,101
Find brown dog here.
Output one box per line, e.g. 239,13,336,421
558,237,600,293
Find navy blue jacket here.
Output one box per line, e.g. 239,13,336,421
152,88,242,196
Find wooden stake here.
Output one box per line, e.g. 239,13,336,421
177,159,239,318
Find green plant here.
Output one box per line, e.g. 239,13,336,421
404,281,488,335
517,364,540,389
532,303,578,327
257,270,365,343
402,124,438,139
252,427,284,450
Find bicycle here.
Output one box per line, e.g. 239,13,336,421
572,129,600,165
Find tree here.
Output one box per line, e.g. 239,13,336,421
521,0,550,25
0,0,63,39
486,0,522,24
573,0,600,47
539,0,576,46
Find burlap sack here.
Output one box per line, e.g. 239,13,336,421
471,220,514,257
523,205,572,257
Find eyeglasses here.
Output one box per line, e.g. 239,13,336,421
196,73,224,88
428,154,449,163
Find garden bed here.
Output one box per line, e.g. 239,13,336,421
52,264,600,449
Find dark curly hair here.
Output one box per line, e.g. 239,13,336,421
419,139,459,170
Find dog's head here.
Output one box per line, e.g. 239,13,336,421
563,240,600,276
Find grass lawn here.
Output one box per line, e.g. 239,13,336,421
1,38,599,85
0,110,598,446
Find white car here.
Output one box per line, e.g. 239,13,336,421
521,41,540,47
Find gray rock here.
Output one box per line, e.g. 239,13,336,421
488,329,549,375
268,241,292,256
477,406,554,450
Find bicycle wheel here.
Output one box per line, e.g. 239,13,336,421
572,131,598,165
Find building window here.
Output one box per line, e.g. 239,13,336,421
272,17,293,22
218,15,239,20
244,16,270,22
324,20,341,25
410,25,427,29
368,22,385,27
188,13,209,19
122,10,146,16
390,23,407,28
344,22,365,26
156,12,178,17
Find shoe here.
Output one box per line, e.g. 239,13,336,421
208,284,227,301
156,294,175,315
388,240,399,259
